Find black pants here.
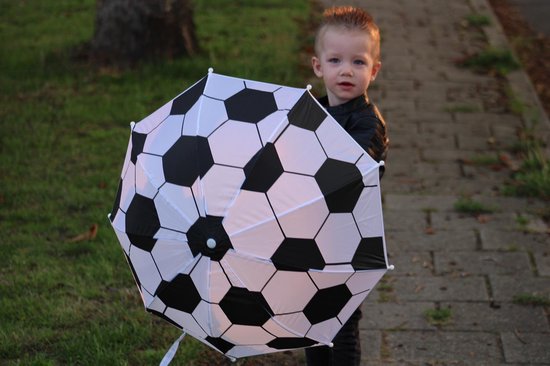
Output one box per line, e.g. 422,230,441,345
304,308,362,366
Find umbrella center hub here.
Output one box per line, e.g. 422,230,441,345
206,238,217,249
187,215,233,261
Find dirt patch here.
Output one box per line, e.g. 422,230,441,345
488,0,550,117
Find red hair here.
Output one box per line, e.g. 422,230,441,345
314,6,381,61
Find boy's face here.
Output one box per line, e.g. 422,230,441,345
312,26,381,107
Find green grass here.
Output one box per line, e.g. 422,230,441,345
0,0,311,364
467,154,501,166
503,125,550,200
458,47,520,76
515,214,530,229
512,293,550,306
424,307,452,326
465,14,491,27
453,197,495,215
376,278,396,303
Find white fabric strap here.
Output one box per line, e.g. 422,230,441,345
159,332,186,366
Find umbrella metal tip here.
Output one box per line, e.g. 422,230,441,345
388,264,395,270
306,84,312,91
208,67,214,74
130,121,136,129
328,342,334,348
206,238,217,249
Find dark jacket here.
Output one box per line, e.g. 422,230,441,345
319,94,388,177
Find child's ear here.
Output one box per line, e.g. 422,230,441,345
311,56,323,78
371,61,382,81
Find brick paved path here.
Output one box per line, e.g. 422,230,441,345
320,0,550,364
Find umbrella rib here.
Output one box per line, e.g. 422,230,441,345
205,116,230,139
227,188,330,250
270,118,292,145
133,158,199,235
314,129,330,161
193,93,208,217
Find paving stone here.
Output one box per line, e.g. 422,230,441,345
533,251,550,276
456,134,498,150
413,177,504,196
379,98,417,113
488,275,550,302
390,275,489,301
439,302,549,332
431,211,518,232
378,80,416,92
420,149,487,162
383,331,502,364
361,301,436,331
517,213,550,234
491,121,522,141
359,330,382,362
386,229,477,252
417,99,451,113
382,148,422,167
387,251,434,277
471,195,549,211
381,58,414,72
386,161,462,180
501,332,550,364
357,361,397,366
384,194,458,211
452,112,515,125
446,69,489,83
414,81,456,95
381,179,426,194
385,147,420,161
479,227,550,251
383,210,427,232
462,164,511,182
410,111,456,123
434,251,533,276
418,120,491,137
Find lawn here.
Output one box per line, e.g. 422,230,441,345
0,1,311,364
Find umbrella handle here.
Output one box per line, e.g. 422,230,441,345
159,332,186,366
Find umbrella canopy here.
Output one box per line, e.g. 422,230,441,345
109,70,390,359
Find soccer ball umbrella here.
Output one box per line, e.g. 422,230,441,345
109,70,391,361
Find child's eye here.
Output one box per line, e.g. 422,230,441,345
353,60,366,65
328,58,340,64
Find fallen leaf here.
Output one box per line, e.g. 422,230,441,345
424,226,435,235
477,215,491,223
67,224,98,243
499,152,520,171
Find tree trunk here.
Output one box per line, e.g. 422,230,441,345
90,0,199,66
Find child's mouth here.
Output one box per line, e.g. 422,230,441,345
338,82,354,88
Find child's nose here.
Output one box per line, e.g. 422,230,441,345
340,64,353,76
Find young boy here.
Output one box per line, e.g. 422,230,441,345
306,6,389,366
